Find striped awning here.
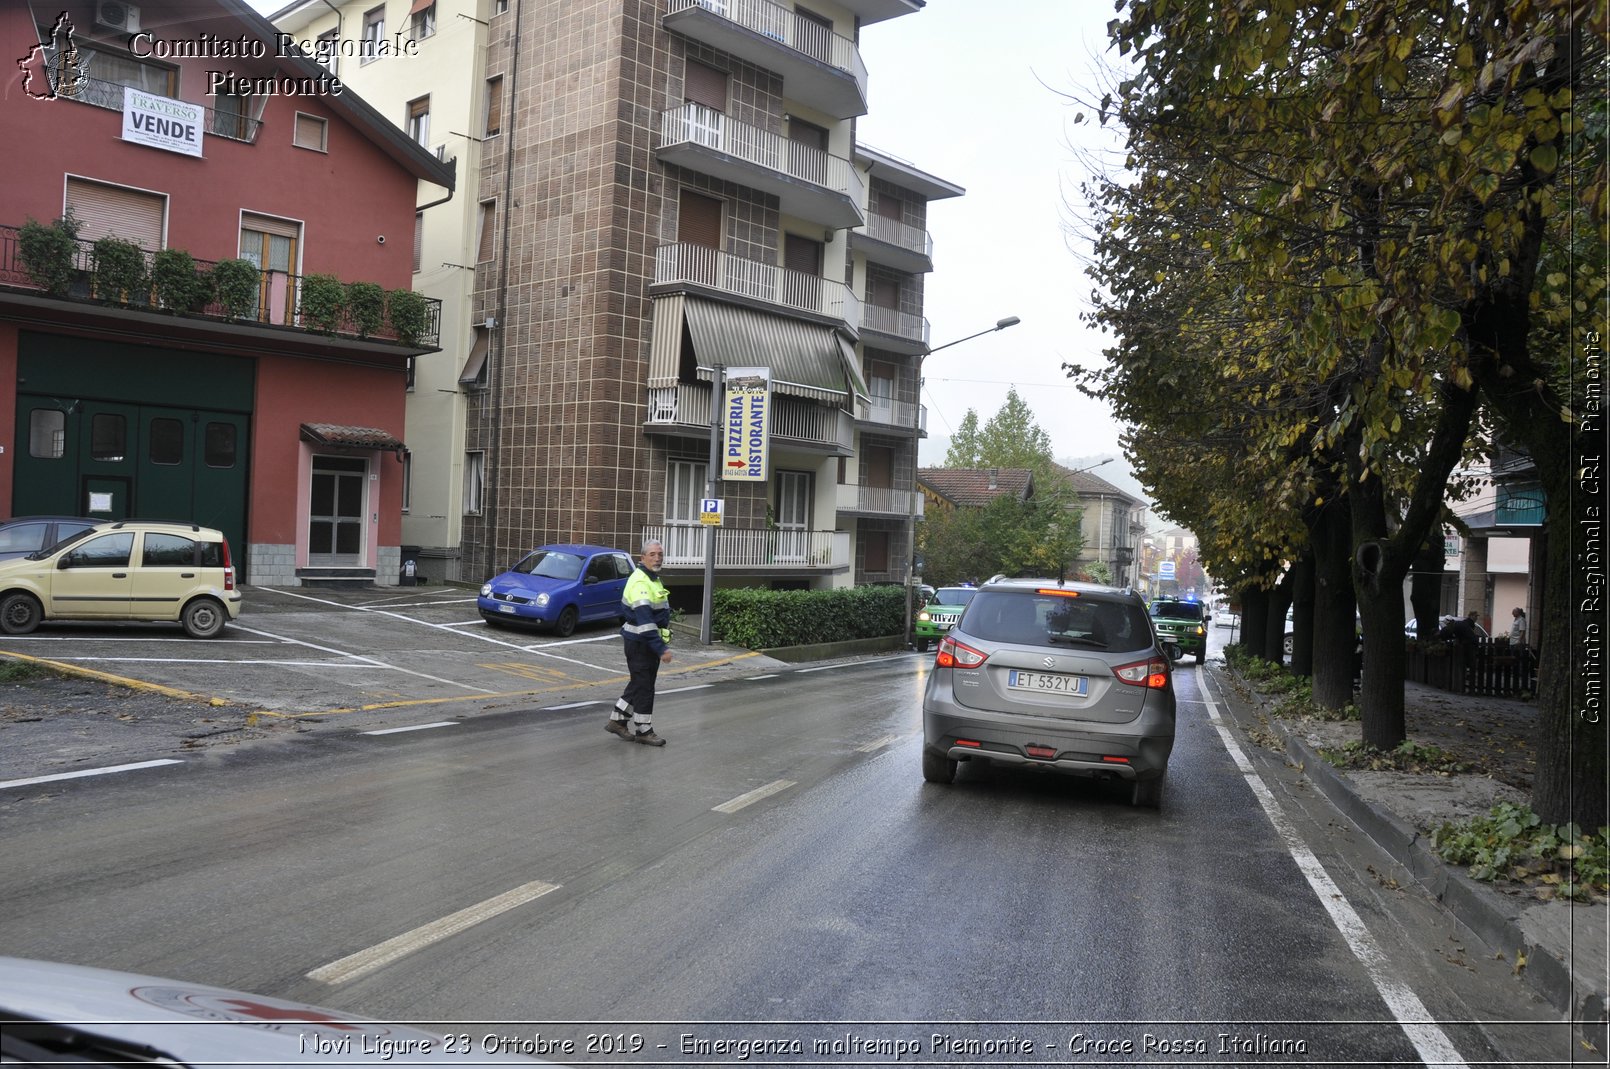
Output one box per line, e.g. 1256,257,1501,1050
677,298,864,405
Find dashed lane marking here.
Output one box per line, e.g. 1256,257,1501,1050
362,722,460,736
0,759,183,791
712,779,796,814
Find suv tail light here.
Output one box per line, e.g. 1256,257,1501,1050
1113,656,1169,689
221,538,235,592
936,635,988,669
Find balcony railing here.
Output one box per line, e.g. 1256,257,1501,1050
1,224,440,349
657,104,864,228
53,75,263,143
663,0,867,118
646,383,853,451
861,303,930,348
853,214,934,273
835,484,919,516
860,395,922,431
647,524,850,569
655,242,860,328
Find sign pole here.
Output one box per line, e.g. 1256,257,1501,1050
700,364,724,645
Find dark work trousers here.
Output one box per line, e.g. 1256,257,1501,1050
621,641,662,726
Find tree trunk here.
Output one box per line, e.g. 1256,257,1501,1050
1267,569,1294,667
1408,529,1447,641
1240,586,1271,661
1310,496,1357,711
1287,551,1315,677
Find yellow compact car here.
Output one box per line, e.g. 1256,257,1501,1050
0,520,241,639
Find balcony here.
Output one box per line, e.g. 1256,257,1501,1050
850,215,934,274
646,524,850,571
0,224,440,353
858,395,924,434
654,242,860,330
860,303,930,354
663,0,868,119
835,483,921,518
657,104,864,229
645,383,854,453
53,75,264,143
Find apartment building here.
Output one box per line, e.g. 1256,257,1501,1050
1,0,452,585
270,0,954,602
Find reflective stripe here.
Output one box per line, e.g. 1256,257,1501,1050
623,621,660,635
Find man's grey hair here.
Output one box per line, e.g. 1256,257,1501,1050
641,538,665,555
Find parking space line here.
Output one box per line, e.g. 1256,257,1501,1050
253,588,619,674
45,657,379,668
713,779,795,814
1,759,183,791
233,624,499,694
0,650,223,703
0,636,279,644
307,879,560,985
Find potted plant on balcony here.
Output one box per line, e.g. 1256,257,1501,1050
91,236,149,305
211,258,261,320
346,280,385,338
387,287,429,346
150,248,213,313
17,213,82,297
299,273,345,332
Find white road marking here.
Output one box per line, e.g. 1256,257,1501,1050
255,588,616,673
232,624,498,694
856,733,901,753
660,684,713,694
45,658,378,668
793,664,838,673
520,633,618,649
745,674,779,680
0,636,278,644
713,779,796,814
546,701,601,710
0,759,182,790
362,722,459,735
307,880,560,985
1195,666,1467,1067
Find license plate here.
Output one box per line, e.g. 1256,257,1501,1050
1007,670,1088,695
498,604,516,614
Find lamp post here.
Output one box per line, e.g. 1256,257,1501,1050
903,315,1021,649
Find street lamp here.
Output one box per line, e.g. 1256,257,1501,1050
904,315,1021,649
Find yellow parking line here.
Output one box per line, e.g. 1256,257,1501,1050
0,651,230,706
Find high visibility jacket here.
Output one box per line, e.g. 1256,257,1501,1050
621,564,671,656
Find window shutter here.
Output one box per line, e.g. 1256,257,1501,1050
484,76,503,137
477,201,497,262
684,61,727,110
294,112,327,150
65,178,165,250
677,190,722,249
241,212,300,241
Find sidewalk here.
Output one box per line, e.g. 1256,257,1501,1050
1222,669,1608,1049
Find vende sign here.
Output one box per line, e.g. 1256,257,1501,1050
122,86,203,157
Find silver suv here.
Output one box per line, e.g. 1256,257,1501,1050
921,577,1176,806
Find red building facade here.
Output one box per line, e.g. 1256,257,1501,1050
1,0,452,585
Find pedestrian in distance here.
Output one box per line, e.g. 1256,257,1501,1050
607,538,673,746
1508,606,1527,647
1438,609,1482,647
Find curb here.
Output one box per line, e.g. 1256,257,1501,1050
1264,710,1608,1048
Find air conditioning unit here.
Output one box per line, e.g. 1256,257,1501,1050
95,0,141,33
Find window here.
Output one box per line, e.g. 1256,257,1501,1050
293,112,328,152
401,452,412,513
90,414,126,462
684,61,727,110
315,29,339,74
240,213,300,322
413,211,423,273
65,177,165,250
142,533,201,567
29,410,65,459
204,423,236,468
459,326,490,387
148,418,184,465
64,533,133,569
406,96,430,146
361,6,385,63
60,44,174,109
210,91,253,141
484,75,503,138
477,200,497,262
405,355,417,391
492,0,507,13
409,0,436,39
463,451,485,514
865,530,890,572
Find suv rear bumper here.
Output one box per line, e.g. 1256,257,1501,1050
923,696,1174,780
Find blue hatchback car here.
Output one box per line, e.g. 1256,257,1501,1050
478,544,635,637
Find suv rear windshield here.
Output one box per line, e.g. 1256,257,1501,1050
932,587,978,606
1151,600,1204,620
964,591,1152,652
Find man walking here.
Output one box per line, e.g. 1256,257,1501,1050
608,539,672,746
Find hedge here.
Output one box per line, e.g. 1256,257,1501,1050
711,585,907,649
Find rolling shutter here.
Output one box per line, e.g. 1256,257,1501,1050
65,178,165,250
684,61,727,109
677,190,722,249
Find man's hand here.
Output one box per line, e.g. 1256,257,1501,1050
660,650,673,664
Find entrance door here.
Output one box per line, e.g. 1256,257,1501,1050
774,470,811,562
308,455,367,566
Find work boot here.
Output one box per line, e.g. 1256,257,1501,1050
605,718,631,738
630,730,666,747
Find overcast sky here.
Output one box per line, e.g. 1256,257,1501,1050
242,0,1140,493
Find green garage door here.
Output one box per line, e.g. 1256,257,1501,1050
12,334,252,579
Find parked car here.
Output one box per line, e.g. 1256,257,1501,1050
1405,615,1489,641
1213,605,1239,627
0,956,545,1066
1149,597,1207,662
0,521,240,639
921,577,1176,806
0,515,99,563
479,544,634,637
913,584,977,651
